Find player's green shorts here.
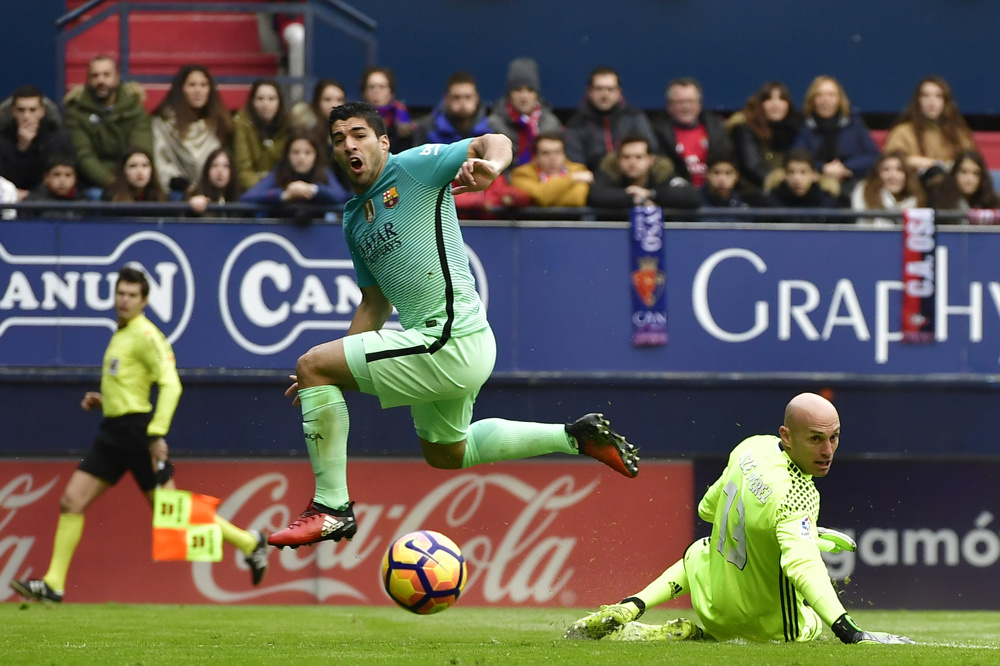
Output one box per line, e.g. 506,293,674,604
684,538,823,642
343,325,497,443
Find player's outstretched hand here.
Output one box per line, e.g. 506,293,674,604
285,374,301,406
564,602,642,640
452,158,501,195
817,526,856,553
833,613,914,644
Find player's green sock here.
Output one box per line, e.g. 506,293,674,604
299,385,350,510
214,515,257,555
42,513,84,593
462,418,576,468
634,558,688,608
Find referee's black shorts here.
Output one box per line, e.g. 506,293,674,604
78,413,158,492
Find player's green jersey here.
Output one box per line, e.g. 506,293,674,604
689,435,847,642
342,139,488,340
100,314,182,437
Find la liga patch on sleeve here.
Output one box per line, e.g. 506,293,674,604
799,515,814,540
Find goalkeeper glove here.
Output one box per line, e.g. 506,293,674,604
564,597,645,640
832,613,914,644
817,527,856,553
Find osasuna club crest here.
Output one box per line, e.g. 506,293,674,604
363,200,375,223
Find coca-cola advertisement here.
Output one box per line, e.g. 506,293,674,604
1,459,694,607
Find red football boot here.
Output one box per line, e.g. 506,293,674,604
268,501,357,549
567,413,640,478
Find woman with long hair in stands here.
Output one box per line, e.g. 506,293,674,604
240,129,349,216
152,64,233,196
727,81,803,198
232,78,290,191
791,75,880,201
930,149,1000,217
884,75,975,190
103,146,167,203
186,147,241,215
850,150,926,227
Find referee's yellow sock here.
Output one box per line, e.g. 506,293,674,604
42,513,84,594
214,515,257,555
463,419,575,468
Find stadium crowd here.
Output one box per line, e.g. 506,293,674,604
2,54,998,222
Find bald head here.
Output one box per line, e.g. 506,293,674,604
779,393,841,477
784,393,839,429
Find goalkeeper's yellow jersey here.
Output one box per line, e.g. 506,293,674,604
688,435,847,642
100,313,182,437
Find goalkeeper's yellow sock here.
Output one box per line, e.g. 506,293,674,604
634,558,688,608
214,515,257,555
42,513,84,593
462,419,575,467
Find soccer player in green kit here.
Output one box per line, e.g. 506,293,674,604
566,393,913,645
269,101,639,548
10,267,269,603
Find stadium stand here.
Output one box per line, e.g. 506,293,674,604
63,0,278,111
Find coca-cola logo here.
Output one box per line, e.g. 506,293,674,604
0,460,687,607
193,471,598,604
0,474,60,598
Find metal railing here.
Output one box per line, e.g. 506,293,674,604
54,0,377,99
0,200,986,226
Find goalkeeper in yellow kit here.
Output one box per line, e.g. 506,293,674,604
566,392,913,645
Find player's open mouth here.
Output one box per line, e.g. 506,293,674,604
816,461,831,471
349,156,364,172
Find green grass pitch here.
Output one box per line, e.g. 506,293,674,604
2,604,998,665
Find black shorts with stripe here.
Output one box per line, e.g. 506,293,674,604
78,413,158,492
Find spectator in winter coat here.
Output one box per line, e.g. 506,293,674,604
63,56,153,194
413,71,492,146
487,57,562,168
563,67,658,173
510,133,593,207
186,147,241,216
152,64,234,196
761,149,842,222
103,146,168,204
0,85,75,199
240,130,349,219
24,154,85,218
791,76,880,200
930,149,1000,215
651,77,733,187
360,66,414,153
850,150,926,227
884,75,976,192
700,152,747,216
727,81,803,199
587,134,699,211
233,79,291,190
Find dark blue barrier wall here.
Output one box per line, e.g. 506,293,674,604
8,2,1000,114
2,216,1000,458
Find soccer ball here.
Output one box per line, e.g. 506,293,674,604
381,530,467,614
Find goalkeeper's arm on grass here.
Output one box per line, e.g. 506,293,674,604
778,520,914,644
